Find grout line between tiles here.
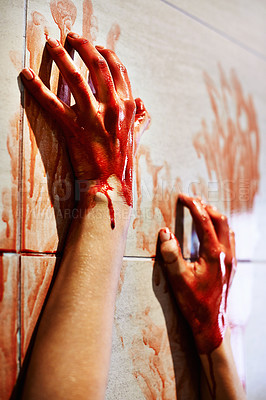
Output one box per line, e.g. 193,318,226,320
1,252,266,263
1,251,266,264
160,0,266,62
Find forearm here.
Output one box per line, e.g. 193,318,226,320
22,177,130,400
199,328,246,400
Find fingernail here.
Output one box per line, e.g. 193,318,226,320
159,228,171,243
21,68,34,80
47,37,60,48
95,45,105,50
68,32,80,39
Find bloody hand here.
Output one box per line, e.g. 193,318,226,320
159,194,236,354
20,33,150,212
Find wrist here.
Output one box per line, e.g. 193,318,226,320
74,175,132,231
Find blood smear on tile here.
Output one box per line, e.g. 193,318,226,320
193,64,260,214
130,307,177,399
0,255,18,400
0,113,19,250
50,0,77,43
106,23,121,51
133,145,182,253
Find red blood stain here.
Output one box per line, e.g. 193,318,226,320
26,11,48,202
21,258,55,360
106,23,121,51
50,0,77,44
133,145,182,253
193,65,260,214
0,255,18,399
0,114,19,250
80,117,136,229
1,190,10,239
130,308,176,399
82,0,98,42
27,12,49,71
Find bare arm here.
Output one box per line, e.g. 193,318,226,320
20,33,150,400
159,194,246,400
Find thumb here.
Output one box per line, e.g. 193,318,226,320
159,228,186,275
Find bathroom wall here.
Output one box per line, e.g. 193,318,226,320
1,0,266,398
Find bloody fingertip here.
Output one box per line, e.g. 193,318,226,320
159,227,171,243
46,37,60,48
21,68,34,81
67,32,80,39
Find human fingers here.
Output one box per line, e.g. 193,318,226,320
204,204,231,251
57,39,75,106
46,37,97,112
67,32,116,103
159,228,187,276
178,194,219,255
20,68,74,126
95,46,132,99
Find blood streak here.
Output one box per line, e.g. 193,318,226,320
130,308,176,399
106,23,121,51
50,0,77,44
27,12,49,71
82,0,98,42
133,145,182,253
0,113,19,250
193,64,260,214
21,258,55,360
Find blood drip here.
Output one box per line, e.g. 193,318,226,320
82,0,98,42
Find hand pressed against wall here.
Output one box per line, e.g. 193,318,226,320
20,32,150,207
159,194,236,354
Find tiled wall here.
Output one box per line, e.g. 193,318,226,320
0,0,266,399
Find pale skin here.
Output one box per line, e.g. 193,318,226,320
20,32,244,399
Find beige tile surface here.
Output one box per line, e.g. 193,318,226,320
0,254,19,400
0,0,24,250
21,255,57,360
165,0,266,59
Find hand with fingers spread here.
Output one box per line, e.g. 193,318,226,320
159,194,236,355
20,32,150,228
19,34,150,400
